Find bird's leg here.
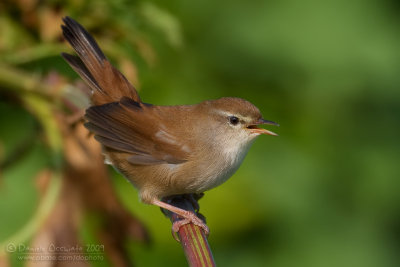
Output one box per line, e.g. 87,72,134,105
151,199,209,236
183,193,204,213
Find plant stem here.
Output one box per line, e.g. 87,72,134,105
166,197,216,267
0,172,62,257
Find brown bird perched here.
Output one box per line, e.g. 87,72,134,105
61,17,278,235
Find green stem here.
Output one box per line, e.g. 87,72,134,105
0,44,66,65
0,172,62,257
0,64,53,99
0,63,64,255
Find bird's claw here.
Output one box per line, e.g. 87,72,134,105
171,212,210,242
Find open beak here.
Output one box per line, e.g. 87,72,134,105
247,119,279,136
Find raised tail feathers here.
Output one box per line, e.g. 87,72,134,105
61,16,141,105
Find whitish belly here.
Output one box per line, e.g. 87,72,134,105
190,140,254,192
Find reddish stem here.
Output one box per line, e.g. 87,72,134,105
166,197,216,267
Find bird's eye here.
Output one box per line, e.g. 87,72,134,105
229,116,239,125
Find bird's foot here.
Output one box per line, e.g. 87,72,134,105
151,198,209,242
171,211,209,241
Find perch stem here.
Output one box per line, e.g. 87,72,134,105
165,197,216,267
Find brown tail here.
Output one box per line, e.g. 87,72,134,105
61,16,141,105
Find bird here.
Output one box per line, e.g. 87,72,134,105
61,16,278,235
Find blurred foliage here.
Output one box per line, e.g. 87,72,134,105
1,0,400,266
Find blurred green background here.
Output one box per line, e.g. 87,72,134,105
1,0,400,266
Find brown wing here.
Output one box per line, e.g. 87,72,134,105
85,97,190,165
61,16,140,105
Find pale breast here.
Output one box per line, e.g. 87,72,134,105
184,135,256,193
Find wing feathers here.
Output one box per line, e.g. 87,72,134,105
94,136,144,154
127,154,166,165
84,99,190,165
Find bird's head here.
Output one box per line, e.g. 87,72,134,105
201,97,278,146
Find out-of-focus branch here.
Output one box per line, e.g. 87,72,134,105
0,66,65,256
0,44,66,65
165,197,216,267
0,171,62,258
0,64,53,99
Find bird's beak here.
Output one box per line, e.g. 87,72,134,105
247,119,279,136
